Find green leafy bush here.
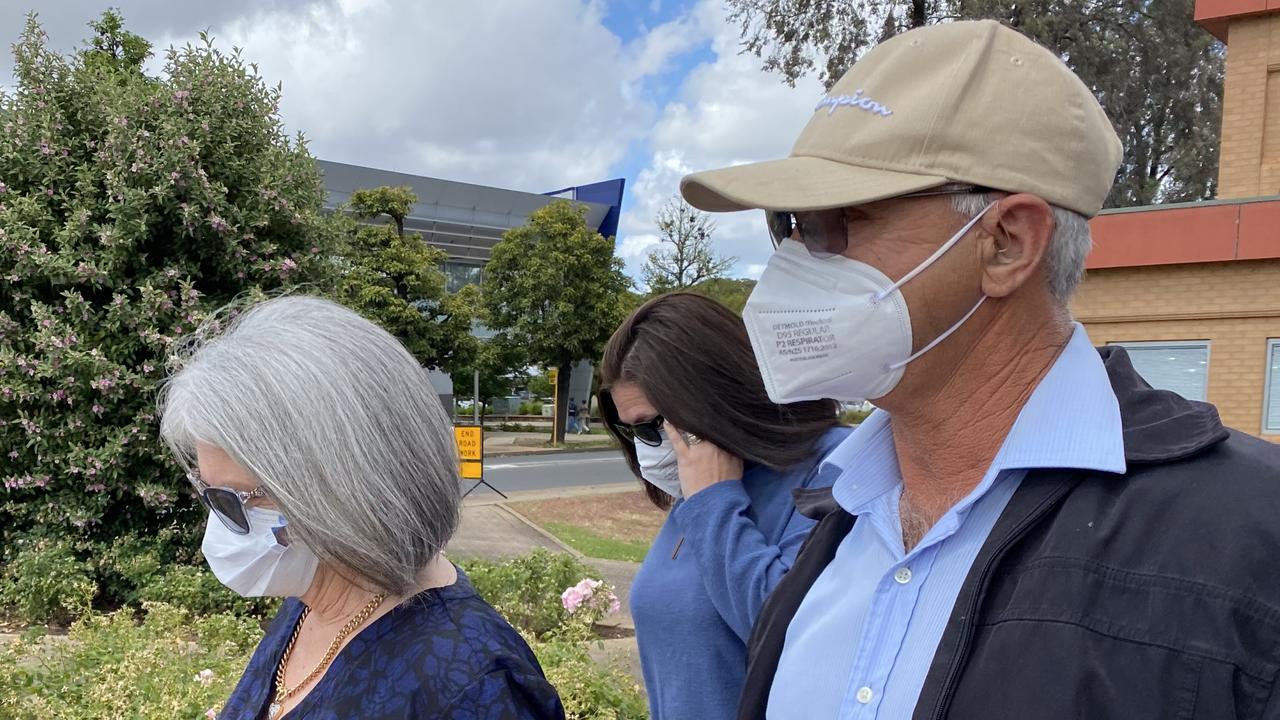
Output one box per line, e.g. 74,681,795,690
530,634,648,720
841,407,873,425
461,548,604,638
0,550,648,719
135,565,279,619
0,11,340,606
0,537,96,625
0,602,259,720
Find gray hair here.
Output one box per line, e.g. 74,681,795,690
158,295,461,596
952,193,1092,303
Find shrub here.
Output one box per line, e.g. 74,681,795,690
461,548,603,638
529,635,648,720
517,400,546,415
0,602,259,720
0,537,96,625
493,421,539,433
135,565,279,619
841,407,872,425
0,11,341,607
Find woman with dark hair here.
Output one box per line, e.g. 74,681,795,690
599,292,850,720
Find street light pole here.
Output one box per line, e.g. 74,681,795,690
473,369,480,425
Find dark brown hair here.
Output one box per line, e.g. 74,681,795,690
599,292,840,509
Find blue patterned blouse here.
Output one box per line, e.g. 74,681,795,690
216,569,565,720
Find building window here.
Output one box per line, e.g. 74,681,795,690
1110,341,1210,402
1265,339,1280,434
443,262,484,293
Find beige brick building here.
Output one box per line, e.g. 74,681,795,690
1068,1,1280,440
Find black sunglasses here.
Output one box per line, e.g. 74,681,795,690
611,414,666,447
767,184,992,257
187,470,269,535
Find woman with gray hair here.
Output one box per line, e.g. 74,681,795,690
159,296,564,720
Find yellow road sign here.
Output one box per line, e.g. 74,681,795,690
460,460,483,479
454,426,483,461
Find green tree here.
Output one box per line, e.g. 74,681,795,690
641,196,735,293
687,277,757,315
525,368,554,400
482,200,630,444
0,11,341,588
726,0,1223,207
453,334,531,416
336,185,478,372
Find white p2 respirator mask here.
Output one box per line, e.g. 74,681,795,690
743,202,994,403
201,507,319,597
635,432,683,500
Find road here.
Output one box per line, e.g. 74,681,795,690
462,450,635,498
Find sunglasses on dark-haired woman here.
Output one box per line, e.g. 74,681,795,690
610,414,666,447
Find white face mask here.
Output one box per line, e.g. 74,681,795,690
201,507,320,597
743,202,994,404
635,433,683,500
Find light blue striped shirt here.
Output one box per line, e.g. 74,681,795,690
767,324,1127,719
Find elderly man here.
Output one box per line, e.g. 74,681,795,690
680,20,1280,720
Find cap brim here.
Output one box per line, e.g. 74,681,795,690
680,155,950,213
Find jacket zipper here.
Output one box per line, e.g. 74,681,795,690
928,483,1075,719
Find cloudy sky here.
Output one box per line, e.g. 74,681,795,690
0,0,825,284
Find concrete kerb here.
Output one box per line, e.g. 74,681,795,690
462,482,638,507
493,503,585,560
484,445,618,458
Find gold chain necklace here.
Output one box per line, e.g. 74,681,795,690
268,593,387,720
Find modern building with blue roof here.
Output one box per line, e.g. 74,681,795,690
317,159,625,410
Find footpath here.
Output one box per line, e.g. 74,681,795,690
448,483,643,684
481,429,617,456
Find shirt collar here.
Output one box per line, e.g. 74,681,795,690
827,323,1126,514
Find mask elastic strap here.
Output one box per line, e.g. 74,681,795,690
888,295,987,371
872,201,997,304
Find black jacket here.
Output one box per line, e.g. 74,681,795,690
741,346,1280,720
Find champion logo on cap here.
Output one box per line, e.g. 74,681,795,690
815,90,892,118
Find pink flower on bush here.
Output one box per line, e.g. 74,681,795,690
206,708,218,719
560,578,620,616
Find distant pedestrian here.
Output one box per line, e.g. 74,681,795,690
567,398,579,434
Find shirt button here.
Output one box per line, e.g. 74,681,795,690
856,686,874,704
894,567,913,584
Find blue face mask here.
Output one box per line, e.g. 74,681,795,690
634,431,682,500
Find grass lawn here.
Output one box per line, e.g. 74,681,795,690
509,491,665,563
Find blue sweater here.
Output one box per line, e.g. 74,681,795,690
630,426,851,720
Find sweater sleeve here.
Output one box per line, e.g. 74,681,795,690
670,478,816,643
440,667,566,720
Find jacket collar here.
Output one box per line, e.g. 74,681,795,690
1098,345,1229,464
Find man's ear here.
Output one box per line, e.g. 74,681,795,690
979,193,1055,298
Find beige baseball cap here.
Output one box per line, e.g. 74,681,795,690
680,20,1122,218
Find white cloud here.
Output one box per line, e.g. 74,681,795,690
615,0,824,279
86,0,705,196
4,0,824,283
743,263,766,279
618,233,661,260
